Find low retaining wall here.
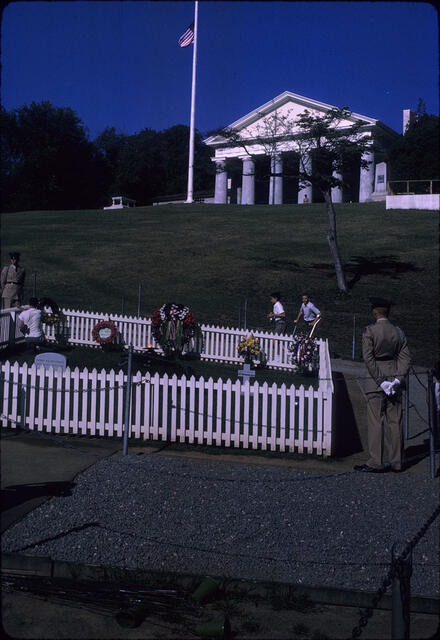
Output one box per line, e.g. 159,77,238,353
386,194,440,210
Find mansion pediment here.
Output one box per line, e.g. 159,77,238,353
204,91,380,148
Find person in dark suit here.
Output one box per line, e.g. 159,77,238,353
355,297,411,473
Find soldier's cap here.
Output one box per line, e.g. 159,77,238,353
9,252,20,259
370,297,393,309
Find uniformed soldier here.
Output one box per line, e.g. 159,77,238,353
1,252,26,309
354,297,411,473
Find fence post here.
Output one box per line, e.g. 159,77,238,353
391,542,412,640
404,371,409,440
123,344,133,456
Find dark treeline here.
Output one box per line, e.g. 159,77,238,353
1,101,215,212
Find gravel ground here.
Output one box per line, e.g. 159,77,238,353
2,454,439,597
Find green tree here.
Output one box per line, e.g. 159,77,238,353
2,101,110,211
388,101,439,180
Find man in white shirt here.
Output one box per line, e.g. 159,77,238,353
18,297,44,352
294,293,321,328
268,292,286,335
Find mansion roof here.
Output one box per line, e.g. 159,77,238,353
204,90,398,149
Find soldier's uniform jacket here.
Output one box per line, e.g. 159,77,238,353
1,264,26,304
362,319,411,394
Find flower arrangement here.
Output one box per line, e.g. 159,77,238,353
92,320,119,345
38,297,61,326
151,303,203,357
237,334,261,364
288,334,318,372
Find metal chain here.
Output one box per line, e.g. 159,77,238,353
351,566,394,639
401,502,440,559
351,502,440,639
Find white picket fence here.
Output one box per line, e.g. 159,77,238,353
0,360,332,456
0,306,334,455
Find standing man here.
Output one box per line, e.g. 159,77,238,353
355,297,411,473
268,292,286,335
294,293,321,329
1,252,25,309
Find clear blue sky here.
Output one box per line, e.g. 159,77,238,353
2,1,438,139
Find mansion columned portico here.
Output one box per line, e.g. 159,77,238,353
204,91,399,205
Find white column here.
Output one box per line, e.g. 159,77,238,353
269,155,283,204
359,150,375,202
241,157,255,205
331,169,343,203
298,152,312,203
213,159,228,204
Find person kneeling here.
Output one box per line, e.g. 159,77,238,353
18,297,44,353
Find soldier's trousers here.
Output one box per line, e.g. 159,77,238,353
366,391,403,470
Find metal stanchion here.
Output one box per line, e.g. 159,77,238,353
352,314,356,360
137,284,142,318
427,370,436,479
20,383,27,429
404,371,409,440
123,344,133,456
391,542,412,640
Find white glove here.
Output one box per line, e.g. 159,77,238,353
389,378,401,395
380,381,393,395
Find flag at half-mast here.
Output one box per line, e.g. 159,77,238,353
178,22,194,47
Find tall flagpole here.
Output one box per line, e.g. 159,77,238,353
186,1,198,203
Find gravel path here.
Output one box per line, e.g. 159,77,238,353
2,454,439,597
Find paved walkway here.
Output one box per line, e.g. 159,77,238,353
1,359,436,537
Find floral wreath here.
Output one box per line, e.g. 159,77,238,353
151,303,202,356
288,333,318,370
38,297,61,326
92,320,119,345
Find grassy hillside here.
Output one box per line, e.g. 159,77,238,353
2,202,438,366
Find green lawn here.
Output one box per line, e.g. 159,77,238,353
2,202,438,365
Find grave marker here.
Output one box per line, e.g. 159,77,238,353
34,352,67,372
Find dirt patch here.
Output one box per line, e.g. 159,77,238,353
2,581,438,639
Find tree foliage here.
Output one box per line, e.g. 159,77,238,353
1,102,110,211
387,101,439,180
1,101,215,211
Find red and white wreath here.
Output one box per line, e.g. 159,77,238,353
92,320,119,345
288,334,318,371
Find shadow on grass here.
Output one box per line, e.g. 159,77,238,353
345,255,420,289
309,255,420,290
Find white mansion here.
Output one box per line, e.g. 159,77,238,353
203,91,399,205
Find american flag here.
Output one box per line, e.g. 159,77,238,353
178,22,194,47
